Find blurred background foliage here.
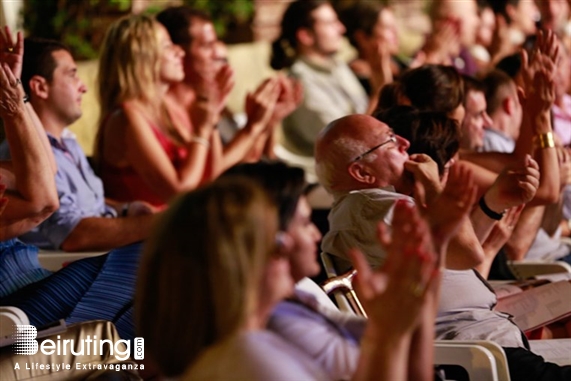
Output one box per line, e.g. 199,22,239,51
23,0,131,60
22,0,256,60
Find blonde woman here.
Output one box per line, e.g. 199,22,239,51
95,14,222,208
136,174,441,380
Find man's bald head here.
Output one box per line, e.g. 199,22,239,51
315,114,410,195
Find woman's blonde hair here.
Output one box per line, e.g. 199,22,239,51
136,178,278,377
97,14,161,119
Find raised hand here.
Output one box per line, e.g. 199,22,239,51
0,63,25,118
478,205,523,278
484,154,540,212
350,200,439,336
268,75,303,126
190,63,235,134
527,68,555,118
0,26,23,79
520,30,559,106
482,205,522,255
425,164,477,256
244,77,281,135
404,154,442,207
213,63,235,114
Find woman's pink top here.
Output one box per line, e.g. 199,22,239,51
98,116,188,208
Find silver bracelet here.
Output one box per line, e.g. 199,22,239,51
191,136,210,149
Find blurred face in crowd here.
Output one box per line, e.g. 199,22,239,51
183,18,218,81
285,197,322,282
536,0,568,33
507,0,539,36
477,6,496,48
372,8,399,54
45,49,87,127
461,90,491,151
308,4,346,57
440,0,480,47
157,24,185,84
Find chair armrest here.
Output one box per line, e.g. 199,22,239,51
38,250,107,271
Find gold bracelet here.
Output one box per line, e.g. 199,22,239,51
191,136,210,149
533,132,555,149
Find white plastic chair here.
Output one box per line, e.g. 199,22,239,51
38,249,106,271
434,342,501,381
507,260,571,280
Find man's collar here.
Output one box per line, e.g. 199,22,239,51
298,55,339,73
46,129,75,150
332,185,397,201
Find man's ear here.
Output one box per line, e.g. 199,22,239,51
348,162,376,185
296,27,315,48
28,75,49,100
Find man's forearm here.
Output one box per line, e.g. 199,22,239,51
60,214,156,252
505,205,544,261
444,218,485,270
4,104,57,207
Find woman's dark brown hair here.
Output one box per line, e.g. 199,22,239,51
375,105,460,176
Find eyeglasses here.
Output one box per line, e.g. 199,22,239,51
351,135,398,162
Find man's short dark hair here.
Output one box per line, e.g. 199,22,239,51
156,6,212,49
22,38,71,95
462,74,486,105
482,69,516,115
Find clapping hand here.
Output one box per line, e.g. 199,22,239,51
0,26,23,78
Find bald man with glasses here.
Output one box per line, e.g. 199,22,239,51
315,114,571,381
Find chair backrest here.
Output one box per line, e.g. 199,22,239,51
436,340,511,381
434,342,501,381
319,252,367,317
507,260,571,280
